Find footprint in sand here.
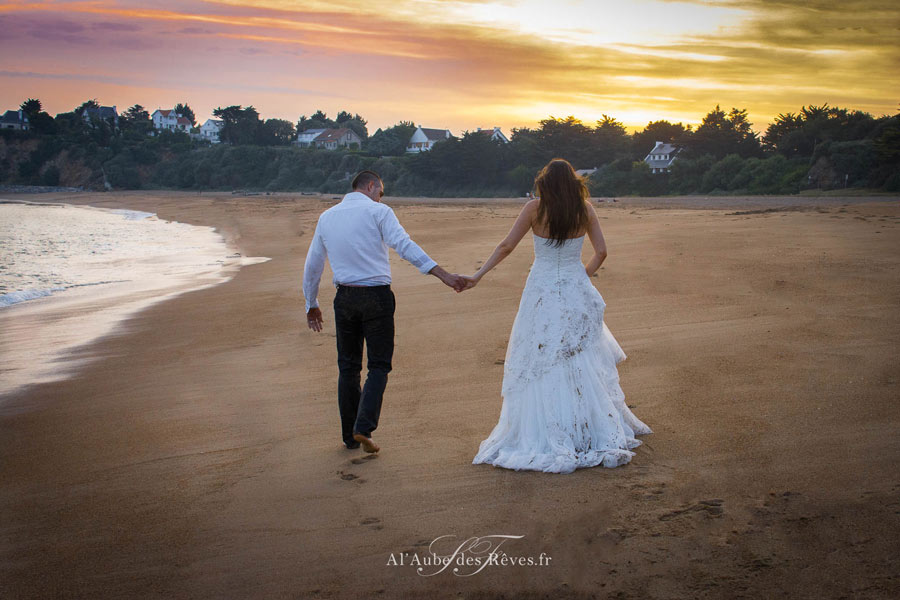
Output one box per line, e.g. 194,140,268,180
360,517,383,530
337,470,366,483
350,455,378,465
659,498,725,521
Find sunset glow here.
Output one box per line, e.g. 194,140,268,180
1,0,897,133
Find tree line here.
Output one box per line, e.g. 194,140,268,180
2,97,898,195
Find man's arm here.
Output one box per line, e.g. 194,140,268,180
302,222,327,329
379,207,464,291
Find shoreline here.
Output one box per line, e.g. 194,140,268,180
0,198,270,405
4,188,897,206
1,192,898,598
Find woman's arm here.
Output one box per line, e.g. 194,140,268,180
465,199,537,287
584,202,608,277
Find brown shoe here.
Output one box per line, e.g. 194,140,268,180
353,433,380,453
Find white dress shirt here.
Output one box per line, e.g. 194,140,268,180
302,191,438,311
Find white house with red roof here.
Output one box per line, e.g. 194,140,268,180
312,128,362,150
152,109,192,133
406,126,453,153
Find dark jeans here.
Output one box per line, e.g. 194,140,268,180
333,285,395,446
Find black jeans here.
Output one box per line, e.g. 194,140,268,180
333,285,395,446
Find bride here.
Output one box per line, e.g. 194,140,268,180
462,158,652,474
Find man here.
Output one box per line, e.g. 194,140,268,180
303,170,464,453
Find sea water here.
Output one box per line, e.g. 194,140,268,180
0,200,270,403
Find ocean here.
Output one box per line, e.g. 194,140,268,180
0,200,270,402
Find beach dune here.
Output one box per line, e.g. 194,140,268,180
1,191,898,599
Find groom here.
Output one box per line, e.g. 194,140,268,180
302,170,465,453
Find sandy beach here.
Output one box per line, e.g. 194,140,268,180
1,190,898,599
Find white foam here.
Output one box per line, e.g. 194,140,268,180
0,287,67,307
109,208,156,220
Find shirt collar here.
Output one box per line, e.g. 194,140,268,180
341,191,373,203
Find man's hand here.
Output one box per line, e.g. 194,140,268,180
459,275,479,291
307,307,323,332
429,265,467,292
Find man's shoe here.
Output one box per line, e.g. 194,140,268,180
353,433,380,453
345,441,361,450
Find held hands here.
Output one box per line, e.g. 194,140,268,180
430,265,468,293
435,268,480,293
459,275,479,291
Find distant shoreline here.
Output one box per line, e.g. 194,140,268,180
3,187,898,210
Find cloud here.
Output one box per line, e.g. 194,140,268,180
108,37,159,50
92,21,142,32
177,26,217,34
0,0,897,131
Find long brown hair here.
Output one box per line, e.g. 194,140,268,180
534,158,589,247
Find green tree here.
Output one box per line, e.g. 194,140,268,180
335,111,369,140
683,105,761,159
20,98,42,119
262,118,296,145
174,103,196,126
365,121,416,156
298,110,336,132
762,104,879,158
19,98,56,134
120,104,152,138
592,115,631,166
213,105,262,145
75,99,100,115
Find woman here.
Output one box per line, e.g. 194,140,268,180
464,158,652,474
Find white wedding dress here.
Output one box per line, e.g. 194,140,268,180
472,233,652,474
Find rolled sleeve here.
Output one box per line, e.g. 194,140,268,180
379,207,437,274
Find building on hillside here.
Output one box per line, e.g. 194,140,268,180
575,168,597,178
1,109,29,130
82,105,118,128
644,141,679,173
152,109,191,133
200,118,223,143
406,126,453,153
313,128,362,150
472,126,509,143
293,128,327,148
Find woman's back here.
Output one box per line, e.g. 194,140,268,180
531,233,586,274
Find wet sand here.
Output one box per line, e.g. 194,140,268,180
1,191,899,599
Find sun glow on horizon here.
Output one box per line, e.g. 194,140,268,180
0,0,897,134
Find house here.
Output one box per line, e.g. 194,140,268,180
151,109,191,133
472,126,509,143
200,118,223,143
644,141,679,173
293,128,327,148
0,109,29,130
82,105,118,128
406,126,452,152
312,128,362,150
575,168,597,178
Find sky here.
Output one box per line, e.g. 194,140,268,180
1,0,898,134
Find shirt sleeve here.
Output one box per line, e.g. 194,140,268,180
378,207,438,275
302,220,327,312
